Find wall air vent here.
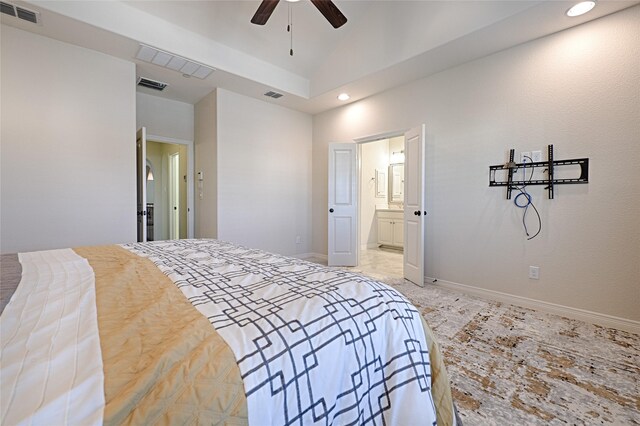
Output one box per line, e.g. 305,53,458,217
0,2,16,17
264,91,283,99
16,6,38,23
137,77,168,91
0,1,40,24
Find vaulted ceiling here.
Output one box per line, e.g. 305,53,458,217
3,0,637,113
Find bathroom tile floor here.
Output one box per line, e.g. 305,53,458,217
306,247,404,280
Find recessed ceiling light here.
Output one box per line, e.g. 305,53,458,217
566,1,596,17
337,93,350,101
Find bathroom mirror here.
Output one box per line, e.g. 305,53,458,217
389,163,404,205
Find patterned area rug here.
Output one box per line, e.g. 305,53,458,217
344,270,639,425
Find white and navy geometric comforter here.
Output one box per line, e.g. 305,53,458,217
124,239,437,426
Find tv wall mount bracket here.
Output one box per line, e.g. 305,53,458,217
489,144,589,199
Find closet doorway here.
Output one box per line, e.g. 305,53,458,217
136,127,194,242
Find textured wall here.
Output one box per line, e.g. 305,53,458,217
312,6,640,321
136,92,194,142
216,89,313,256
194,90,218,238
1,26,136,253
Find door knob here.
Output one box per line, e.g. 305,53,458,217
417,211,422,216
329,208,334,213
414,211,418,215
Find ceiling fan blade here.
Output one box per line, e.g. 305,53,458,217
251,0,280,25
310,0,347,29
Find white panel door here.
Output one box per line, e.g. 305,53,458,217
136,127,147,242
328,143,358,266
403,125,426,286
169,152,180,240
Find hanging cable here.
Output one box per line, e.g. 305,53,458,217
513,155,542,240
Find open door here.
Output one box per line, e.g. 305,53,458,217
403,125,426,286
136,127,147,242
169,152,180,240
328,143,358,266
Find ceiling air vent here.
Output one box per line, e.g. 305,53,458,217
135,44,215,79
264,91,283,99
16,6,38,23
0,2,16,17
0,1,40,23
137,77,168,91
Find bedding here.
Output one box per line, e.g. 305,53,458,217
1,239,456,426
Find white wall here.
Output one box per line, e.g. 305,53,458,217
1,26,136,253
194,90,218,238
312,6,640,321
360,139,389,248
136,92,194,141
216,89,313,256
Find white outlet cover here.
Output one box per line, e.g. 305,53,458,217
532,151,543,162
529,266,540,280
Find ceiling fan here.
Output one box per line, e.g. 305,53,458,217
251,0,347,29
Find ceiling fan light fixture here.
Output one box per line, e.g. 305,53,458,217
337,93,350,101
566,1,596,17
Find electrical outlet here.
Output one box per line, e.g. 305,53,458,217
296,236,302,244
529,266,539,280
532,150,543,162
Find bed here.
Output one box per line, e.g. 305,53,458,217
1,239,457,425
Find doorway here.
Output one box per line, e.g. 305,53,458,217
146,140,187,241
328,125,426,287
357,136,405,280
136,126,194,242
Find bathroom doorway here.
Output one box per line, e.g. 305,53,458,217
357,136,406,280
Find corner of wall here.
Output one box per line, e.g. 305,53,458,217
194,89,218,238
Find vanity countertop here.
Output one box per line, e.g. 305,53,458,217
376,208,404,213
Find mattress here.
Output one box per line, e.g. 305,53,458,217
0,239,456,425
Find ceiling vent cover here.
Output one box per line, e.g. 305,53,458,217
0,1,40,23
0,2,16,17
137,77,168,91
264,91,283,99
16,6,38,23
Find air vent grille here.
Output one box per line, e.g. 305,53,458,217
0,2,16,17
0,1,39,23
16,6,37,23
136,44,215,79
264,91,283,99
137,77,168,91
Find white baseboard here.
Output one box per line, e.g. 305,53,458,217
425,277,640,335
294,252,328,261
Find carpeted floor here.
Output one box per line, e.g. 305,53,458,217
316,257,640,425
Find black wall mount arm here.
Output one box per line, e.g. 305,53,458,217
489,144,589,199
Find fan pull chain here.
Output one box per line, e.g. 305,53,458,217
288,3,294,56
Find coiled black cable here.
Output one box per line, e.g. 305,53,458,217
513,156,542,240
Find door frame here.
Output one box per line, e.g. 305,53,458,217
353,126,425,286
146,134,195,239
354,129,408,260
